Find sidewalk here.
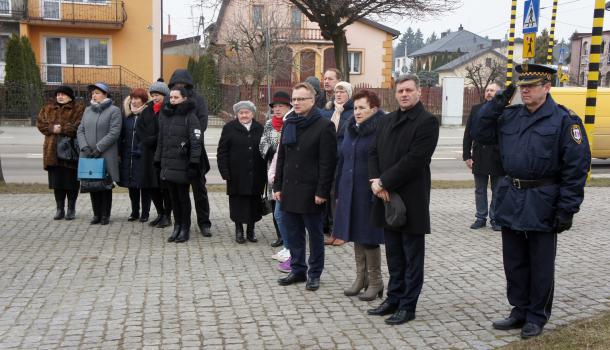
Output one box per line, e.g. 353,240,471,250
0,188,608,349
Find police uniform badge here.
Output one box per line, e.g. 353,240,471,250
194,128,201,140
570,124,583,144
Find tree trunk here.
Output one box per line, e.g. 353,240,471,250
330,32,350,82
0,155,6,186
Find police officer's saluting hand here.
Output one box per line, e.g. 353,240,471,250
469,63,591,339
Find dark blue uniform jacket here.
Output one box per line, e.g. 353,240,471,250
470,94,591,232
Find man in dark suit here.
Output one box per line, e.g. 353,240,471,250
367,74,439,325
463,82,505,231
273,82,337,292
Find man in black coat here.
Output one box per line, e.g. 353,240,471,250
368,74,440,325
168,69,212,237
463,82,505,231
273,82,337,292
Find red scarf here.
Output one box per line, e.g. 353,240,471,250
271,115,284,132
153,101,162,114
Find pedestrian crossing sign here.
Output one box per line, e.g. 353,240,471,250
523,0,540,34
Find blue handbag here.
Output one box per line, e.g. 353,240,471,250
78,158,106,180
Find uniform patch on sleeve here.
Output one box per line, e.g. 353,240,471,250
194,129,201,140
570,124,582,144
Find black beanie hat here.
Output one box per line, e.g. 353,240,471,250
54,85,75,100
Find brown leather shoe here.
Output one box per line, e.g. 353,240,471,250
324,235,336,245
332,239,346,246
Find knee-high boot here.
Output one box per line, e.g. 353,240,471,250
344,243,367,296
65,190,78,220
53,189,66,220
359,246,384,301
235,223,245,244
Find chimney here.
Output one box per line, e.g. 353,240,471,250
162,14,177,43
458,24,463,31
491,39,501,48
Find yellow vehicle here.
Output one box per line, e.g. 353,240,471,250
551,87,610,159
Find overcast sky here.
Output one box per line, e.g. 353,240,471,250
164,0,610,45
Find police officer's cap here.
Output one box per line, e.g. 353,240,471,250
515,63,557,86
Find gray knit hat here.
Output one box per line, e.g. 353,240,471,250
233,100,256,114
149,80,170,96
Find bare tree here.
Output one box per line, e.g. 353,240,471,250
465,59,506,100
286,0,460,81
210,8,295,87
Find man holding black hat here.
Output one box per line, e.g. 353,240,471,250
470,64,591,339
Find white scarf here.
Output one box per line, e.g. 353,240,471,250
330,103,344,131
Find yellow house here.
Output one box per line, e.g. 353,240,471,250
19,0,161,88
210,0,399,88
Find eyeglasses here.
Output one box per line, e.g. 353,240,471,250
291,97,312,102
519,83,545,89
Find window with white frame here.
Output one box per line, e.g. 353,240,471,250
0,35,8,62
0,0,10,15
348,51,362,74
45,36,109,66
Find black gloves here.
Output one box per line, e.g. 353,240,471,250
553,215,573,233
82,146,101,158
187,163,200,179
81,146,93,157
493,84,516,109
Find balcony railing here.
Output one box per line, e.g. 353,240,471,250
0,7,25,21
271,28,329,42
39,64,149,89
26,1,126,29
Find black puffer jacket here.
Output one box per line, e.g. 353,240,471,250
154,99,202,184
169,69,211,173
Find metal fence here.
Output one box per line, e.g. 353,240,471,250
213,84,484,127
1,82,133,124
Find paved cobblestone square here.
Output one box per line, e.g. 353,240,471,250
0,188,608,349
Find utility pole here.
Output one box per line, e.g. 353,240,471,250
505,0,517,86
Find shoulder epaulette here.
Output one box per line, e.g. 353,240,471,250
558,104,580,120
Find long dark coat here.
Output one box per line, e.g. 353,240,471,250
463,103,505,176
36,100,85,170
217,119,267,196
333,111,385,245
368,102,440,234
135,101,160,188
273,108,337,214
118,99,147,188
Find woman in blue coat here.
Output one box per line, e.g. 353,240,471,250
324,81,354,246
118,88,150,221
333,89,385,301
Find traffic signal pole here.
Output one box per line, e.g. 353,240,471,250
584,0,606,155
506,0,518,86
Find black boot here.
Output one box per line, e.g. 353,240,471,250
235,223,246,244
270,227,283,247
246,223,257,242
149,214,163,227
65,199,76,220
167,224,181,242
157,214,172,228
175,226,190,243
54,200,65,220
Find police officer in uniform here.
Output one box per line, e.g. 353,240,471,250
470,64,591,339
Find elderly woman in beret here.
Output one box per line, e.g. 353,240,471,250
77,82,122,225
217,101,267,244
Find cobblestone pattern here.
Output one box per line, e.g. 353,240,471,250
0,188,608,349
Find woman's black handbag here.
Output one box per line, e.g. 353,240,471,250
260,184,273,216
56,136,79,161
80,175,114,193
